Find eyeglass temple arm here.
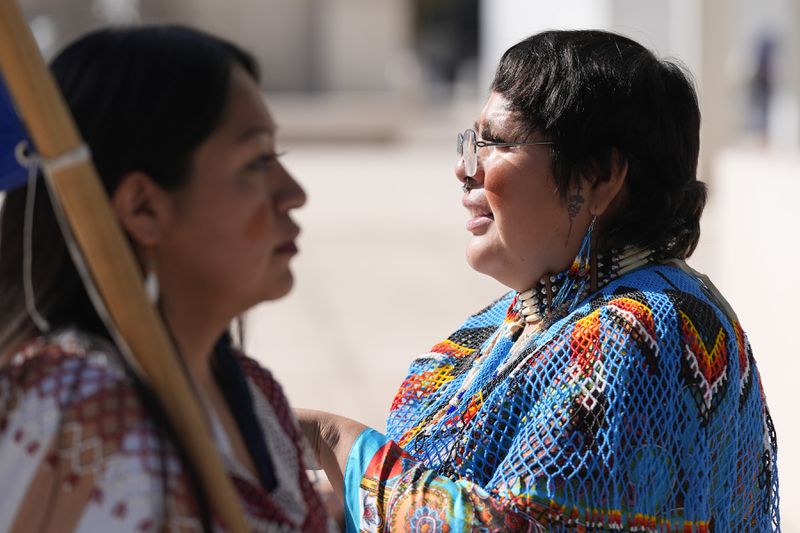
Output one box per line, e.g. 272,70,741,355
474,140,553,148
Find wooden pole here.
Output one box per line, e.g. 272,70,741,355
0,2,250,531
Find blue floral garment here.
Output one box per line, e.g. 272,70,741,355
344,263,780,532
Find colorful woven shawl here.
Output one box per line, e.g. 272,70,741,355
344,262,780,532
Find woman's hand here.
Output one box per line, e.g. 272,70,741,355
295,409,369,498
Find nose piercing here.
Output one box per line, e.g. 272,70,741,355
462,177,473,193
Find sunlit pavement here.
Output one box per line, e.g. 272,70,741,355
245,99,798,530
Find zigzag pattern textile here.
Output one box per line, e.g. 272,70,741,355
344,262,780,532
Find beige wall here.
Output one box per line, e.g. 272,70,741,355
165,0,318,91
698,0,734,183
315,0,412,92
21,0,414,92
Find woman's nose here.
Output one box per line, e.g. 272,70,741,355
276,165,307,212
455,156,467,184
455,155,483,190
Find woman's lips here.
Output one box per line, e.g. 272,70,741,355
275,232,299,254
466,213,493,232
275,241,298,254
462,193,493,233
275,241,298,255
461,190,494,235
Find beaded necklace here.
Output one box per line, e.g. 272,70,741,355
414,246,654,454
518,246,654,325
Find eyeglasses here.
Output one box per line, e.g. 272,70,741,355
456,128,553,177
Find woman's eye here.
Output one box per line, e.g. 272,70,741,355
248,156,271,171
488,141,514,152
248,151,286,171
483,135,510,147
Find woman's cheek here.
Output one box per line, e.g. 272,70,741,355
245,202,274,242
484,166,511,197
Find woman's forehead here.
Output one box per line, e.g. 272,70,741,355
216,69,276,143
477,94,529,138
236,124,275,144
479,93,511,122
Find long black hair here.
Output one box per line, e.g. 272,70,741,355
492,30,706,260
0,25,258,352
0,25,259,528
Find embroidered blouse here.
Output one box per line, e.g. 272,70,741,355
0,329,335,532
344,262,780,532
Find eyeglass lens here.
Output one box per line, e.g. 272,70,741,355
457,129,478,177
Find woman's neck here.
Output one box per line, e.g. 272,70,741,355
517,246,654,325
158,296,229,386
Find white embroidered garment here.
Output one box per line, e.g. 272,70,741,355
0,329,335,532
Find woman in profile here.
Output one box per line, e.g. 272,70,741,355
301,30,781,532
0,26,334,531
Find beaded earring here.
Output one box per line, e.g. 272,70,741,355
549,215,596,316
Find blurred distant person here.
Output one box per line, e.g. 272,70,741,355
747,35,776,144
415,0,479,96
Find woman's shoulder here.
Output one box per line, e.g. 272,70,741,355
584,262,749,366
1,328,157,444
1,328,162,466
0,329,173,509
4,328,132,402
597,262,740,325
448,291,517,346
413,291,516,364
465,291,517,327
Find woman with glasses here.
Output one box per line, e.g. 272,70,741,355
300,30,780,531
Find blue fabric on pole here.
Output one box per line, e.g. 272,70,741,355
0,73,33,191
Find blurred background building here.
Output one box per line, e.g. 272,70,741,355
10,0,800,529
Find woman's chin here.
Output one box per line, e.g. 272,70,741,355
250,270,295,306
465,242,501,281
268,271,295,300
465,245,537,291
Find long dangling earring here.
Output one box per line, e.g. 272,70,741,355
573,215,596,278
550,215,597,316
589,214,599,292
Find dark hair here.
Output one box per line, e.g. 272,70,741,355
0,26,259,531
491,29,706,260
0,25,258,350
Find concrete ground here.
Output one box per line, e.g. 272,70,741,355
245,97,798,530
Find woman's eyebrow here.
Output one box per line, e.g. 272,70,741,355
237,124,276,143
475,120,499,140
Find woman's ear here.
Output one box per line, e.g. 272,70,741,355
111,171,172,248
589,149,628,216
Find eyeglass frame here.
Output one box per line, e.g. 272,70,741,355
457,128,553,177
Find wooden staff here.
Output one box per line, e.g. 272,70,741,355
0,1,250,531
